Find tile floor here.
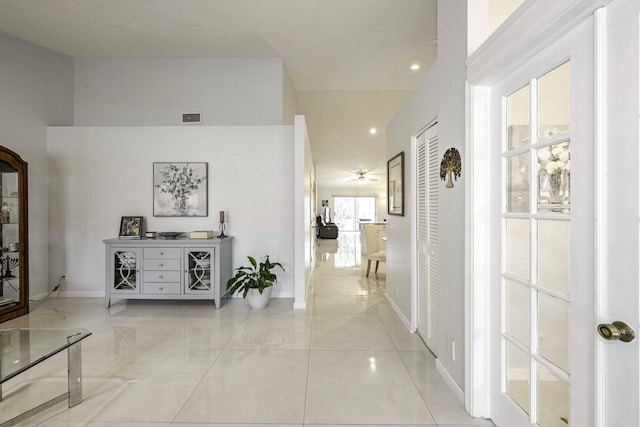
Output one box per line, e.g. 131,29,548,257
0,232,494,426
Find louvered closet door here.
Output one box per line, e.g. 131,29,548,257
417,124,439,355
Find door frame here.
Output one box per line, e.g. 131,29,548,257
464,0,613,420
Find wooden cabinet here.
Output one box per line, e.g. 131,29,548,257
0,146,28,322
104,237,232,308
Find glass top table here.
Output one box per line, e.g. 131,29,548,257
0,328,92,426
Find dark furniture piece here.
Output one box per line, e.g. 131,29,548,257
0,146,28,323
316,215,338,239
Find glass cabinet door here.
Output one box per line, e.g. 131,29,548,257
0,146,28,322
185,248,214,294
111,248,141,293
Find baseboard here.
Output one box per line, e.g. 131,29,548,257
228,292,295,299
436,359,465,405
57,291,104,298
384,293,412,331
55,290,298,301
271,291,295,298
293,301,307,310
29,291,54,300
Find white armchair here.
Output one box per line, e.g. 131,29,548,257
361,224,386,277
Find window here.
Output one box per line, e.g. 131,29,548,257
332,197,377,231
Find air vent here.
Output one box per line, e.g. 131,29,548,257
182,113,202,124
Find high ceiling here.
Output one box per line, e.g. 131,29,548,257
0,0,438,188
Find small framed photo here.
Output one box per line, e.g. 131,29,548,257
119,216,143,239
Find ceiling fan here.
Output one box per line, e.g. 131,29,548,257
349,171,379,183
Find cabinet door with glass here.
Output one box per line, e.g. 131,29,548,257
109,247,141,294
0,146,28,323
184,248,215,295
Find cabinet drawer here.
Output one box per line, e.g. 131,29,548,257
143,259,181,271
143,282,181,294
144,271,181,282
144,247,181,259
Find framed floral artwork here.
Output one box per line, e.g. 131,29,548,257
153,162,208,217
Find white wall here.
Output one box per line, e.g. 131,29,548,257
283,67,299,125
74,58,287,126
0,33,74,297
317,187,387,223
467,0,526,55
294,116,314,309
47,126,295,299
386,0,468,389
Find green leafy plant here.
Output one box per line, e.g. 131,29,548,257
226,255,284,298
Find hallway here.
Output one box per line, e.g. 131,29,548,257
308,233,493,425
0,234,492,426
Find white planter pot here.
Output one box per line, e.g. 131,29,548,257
245,287,272,309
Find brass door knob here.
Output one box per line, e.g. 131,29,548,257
597,321,635,342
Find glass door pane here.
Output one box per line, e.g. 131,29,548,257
333,196,377,231
333,197,356,231
537,364,570,427
537,219,570,294
112,249,139,292
506,341,531,414
538,62,571,140
186,250,213,292
0,170,20,306
506,84,531,150
538,142,571,213
502,61,572,425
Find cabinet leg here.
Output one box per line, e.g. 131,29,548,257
106,297,111,308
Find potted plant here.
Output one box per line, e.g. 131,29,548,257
226,255,284,309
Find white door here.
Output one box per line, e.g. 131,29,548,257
490,16,596,427
416,124,439,355
598,1,640,426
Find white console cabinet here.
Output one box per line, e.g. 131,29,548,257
103,237,232,308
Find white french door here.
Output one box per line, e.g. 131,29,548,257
490,16,594,427
416,123,439,355
488,3,640,426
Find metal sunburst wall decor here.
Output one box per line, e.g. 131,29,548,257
440,147,462,188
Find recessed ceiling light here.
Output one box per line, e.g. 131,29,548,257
410,64,420,71
369,127,377,135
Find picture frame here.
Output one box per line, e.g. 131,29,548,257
387,151,405,216
153,162,208,217
119,216,143,239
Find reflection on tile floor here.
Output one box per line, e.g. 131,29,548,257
0,233,494,426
